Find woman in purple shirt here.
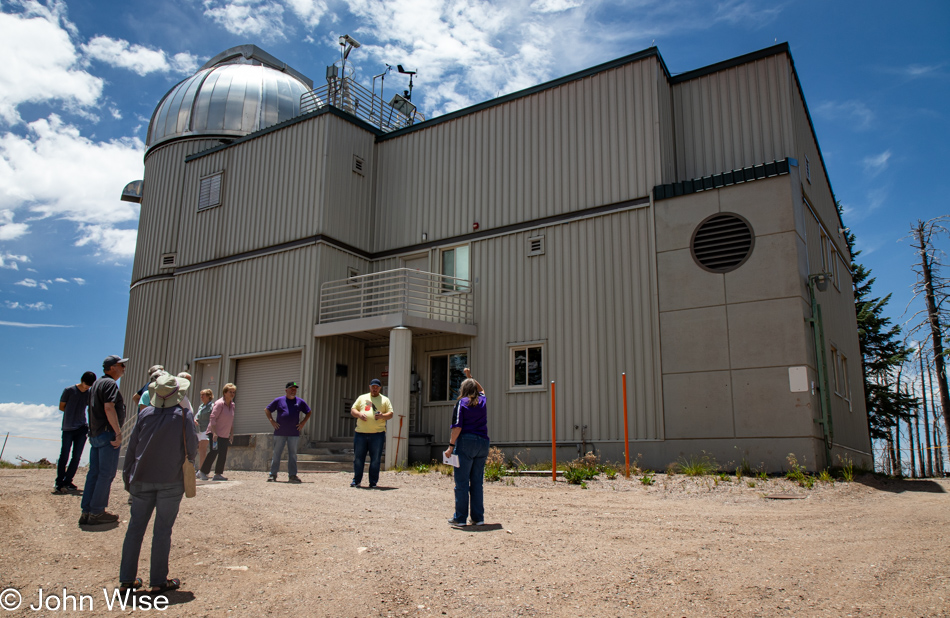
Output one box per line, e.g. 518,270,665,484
444,368,489,527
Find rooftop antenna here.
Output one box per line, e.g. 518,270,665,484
372,64,394,129
397,64,417,101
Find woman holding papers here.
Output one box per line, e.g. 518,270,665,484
444,368,489,527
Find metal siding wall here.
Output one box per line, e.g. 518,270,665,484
121,279,175,410
373,58,663,252
322,117,377,250
672,55,794,182
656,65,676,184
452,208,659,445
134,140,220,281
175,116,329,267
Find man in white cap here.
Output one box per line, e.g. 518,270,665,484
80,354,128,526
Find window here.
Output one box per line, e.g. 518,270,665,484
510,343,544,390
198,172,223,210
830,345,841,395
805,155,811,184
441,245,470,292
819,229,828,272
840,354,851,401
428,350,468,402
831,248,841,290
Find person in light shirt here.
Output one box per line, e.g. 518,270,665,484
349,378,393,488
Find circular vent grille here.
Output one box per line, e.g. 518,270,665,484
690,213,755,273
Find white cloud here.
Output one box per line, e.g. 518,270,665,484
0,0,103,124
203,0,287,40
815,100,874,130
530,0,582,12
0,208,29,240
4,300,52,310
54,277,68,283
0,402,72,464
73,277,85,285
81,35,199,76
0,251,28,269
863,150,891,176
0,320,71,327
285,0,327,28
14,278,37,287
0,114,144,258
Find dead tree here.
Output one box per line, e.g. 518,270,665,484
907,217,950,456
919,347,934,476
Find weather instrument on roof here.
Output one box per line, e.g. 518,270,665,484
397,65,417,102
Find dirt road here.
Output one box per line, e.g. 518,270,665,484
1,469,948,616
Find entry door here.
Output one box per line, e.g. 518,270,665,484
196,359,220,398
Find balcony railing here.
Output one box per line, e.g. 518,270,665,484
300,77,425,133
318,268,474,325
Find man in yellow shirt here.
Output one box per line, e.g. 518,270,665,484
350,378,393,488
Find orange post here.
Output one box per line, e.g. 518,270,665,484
622,372,630,478
551,381,557,483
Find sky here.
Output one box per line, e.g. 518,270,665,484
0,0,948,465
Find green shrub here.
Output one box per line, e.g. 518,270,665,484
484,446,507,482
836,454,855,482
677,452,719,477
639,471,655,486
818,469,834,483
413,463,430,474
785,453,815,489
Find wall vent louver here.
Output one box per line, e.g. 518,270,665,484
353,155,365,176
690,214,754,273
527,235,545,257
198,173,223,210
160,253,177,269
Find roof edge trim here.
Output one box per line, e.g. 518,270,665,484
669,42,790,84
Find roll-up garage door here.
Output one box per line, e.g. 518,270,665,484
233,352,302,434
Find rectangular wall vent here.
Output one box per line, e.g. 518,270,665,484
160,253,177,269
527,235,545,257
353,155,365,176
198,172,223,210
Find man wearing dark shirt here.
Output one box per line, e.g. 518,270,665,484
266,381,312,483
80,354,128,526
55,371,95,493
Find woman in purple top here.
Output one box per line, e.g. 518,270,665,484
444,368,489,527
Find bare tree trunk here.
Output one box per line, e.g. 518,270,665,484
884,437,894,475
920,348,934,477
928,349,946,475
893,423,903,476
913,220,950,442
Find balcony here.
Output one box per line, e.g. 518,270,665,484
313,269,476,340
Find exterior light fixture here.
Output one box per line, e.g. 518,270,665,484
473,222,479,231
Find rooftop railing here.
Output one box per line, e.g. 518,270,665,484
318,268,474,325
300,78,425,133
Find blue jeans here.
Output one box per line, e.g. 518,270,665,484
119,481,184,588
270,435,300,477
353,432,385,486
80,430,119,514
453,434,490,523
56,426,88,488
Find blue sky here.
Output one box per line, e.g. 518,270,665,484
0,0,948,464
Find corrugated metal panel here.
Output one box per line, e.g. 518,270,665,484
134,139,220,282
405,208,660,445
656,64,676,184
120,278,175,416
671,54,794,182
372,57,663,252
233,352,302,433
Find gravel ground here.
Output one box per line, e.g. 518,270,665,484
1,468,948,617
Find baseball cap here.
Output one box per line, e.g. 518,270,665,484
103,355,130,370
286,381,299,388
369,379,382,387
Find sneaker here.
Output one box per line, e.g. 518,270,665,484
350,480,359,487
87,511,119,525
78,512,89,525
369,483,377,488
448,518,467,527
196,471,209,481
267,475,276,482
289,476,302,484
471,520,485,526
66,483,79,491
54,486,68,494
212,475,228,481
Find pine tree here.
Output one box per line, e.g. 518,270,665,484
845,228,917,441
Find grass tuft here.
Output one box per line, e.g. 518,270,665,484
677,452,719,477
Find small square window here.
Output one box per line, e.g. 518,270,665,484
510,343,544,390
198,172,223,210
441,245,470,293
428,350,468,402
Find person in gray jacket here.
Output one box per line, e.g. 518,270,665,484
118,373,197,595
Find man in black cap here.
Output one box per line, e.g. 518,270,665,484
80,354,128,526
265,381,312,483
349,378,393,488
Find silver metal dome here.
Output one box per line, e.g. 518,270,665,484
146,45,313,151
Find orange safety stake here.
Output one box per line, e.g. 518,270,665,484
551,381,556,483
622,373,630,478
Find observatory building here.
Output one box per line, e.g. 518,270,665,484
121,42,871,471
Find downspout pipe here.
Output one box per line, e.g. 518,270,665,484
806,272,834,467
